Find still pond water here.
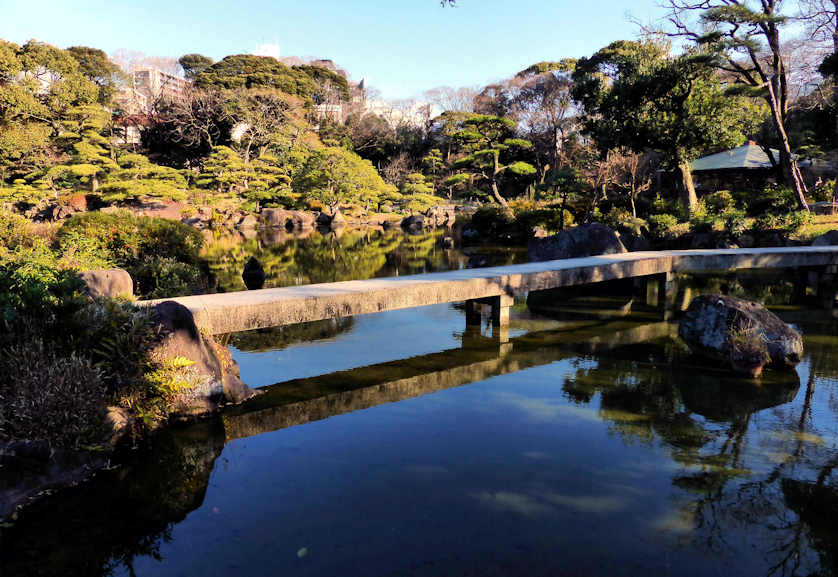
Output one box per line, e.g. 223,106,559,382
3,231,838,577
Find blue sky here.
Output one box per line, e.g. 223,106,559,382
0,0,664,99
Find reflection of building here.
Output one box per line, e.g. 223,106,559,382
132,68,189,103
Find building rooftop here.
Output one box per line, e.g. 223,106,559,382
691,141,780,172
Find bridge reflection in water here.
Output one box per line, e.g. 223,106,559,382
4,298,824,577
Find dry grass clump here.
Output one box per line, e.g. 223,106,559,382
0,336,108,448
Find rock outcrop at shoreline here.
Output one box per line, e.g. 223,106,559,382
261,208,317,231
528,223,627,262
149,301,258,417
678,294,803,377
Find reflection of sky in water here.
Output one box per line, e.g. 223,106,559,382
10,295,838,577
232,304,466,386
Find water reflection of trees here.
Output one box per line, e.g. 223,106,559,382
0,421,226,577
558,327,838,577
201,228,474,292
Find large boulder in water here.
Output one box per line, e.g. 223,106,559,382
78,269,134,299
812,230,838,246
149,301,257,417
242,257,266,290
528,223,626,262
316,210,346,230
678,294,803,377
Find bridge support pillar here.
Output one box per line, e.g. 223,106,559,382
816,266,838,310
465,294,513,338
645,272,677,320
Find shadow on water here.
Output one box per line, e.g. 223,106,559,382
3,272,838,576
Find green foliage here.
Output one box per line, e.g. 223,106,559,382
178,53,214,80
132,256,202,299
66,46,123,103
293,146,398,210
572,39,754,168
57,212,203,297
514,206,576,233
0,239,87,329
99,154,189,202
448,114,537,205
0,209,32,253
193,54,345,102
704,190,735,214
400,173,434,196
647,213,679,239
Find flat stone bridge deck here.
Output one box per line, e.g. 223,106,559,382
143,247,838,335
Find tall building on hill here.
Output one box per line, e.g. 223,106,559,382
132,68,189,103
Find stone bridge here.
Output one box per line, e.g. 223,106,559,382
142,247,838,335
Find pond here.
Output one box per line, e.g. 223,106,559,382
3,261,838,577
200,227,527,292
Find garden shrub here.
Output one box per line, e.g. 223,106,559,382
0,210,32,253
132,256,202,299
0,240,88,331
648,213,678,239
514,206,575,234
704,190,735,214
56,212,203,297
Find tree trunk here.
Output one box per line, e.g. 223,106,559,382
491,178,508,208
678,162,697,219
491,151,508,208
91,173,99,193
765,82,809,211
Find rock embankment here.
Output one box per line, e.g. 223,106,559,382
678,294,803,377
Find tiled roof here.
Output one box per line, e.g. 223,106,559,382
691,142,779,172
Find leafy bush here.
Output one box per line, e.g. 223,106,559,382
514,206,575,233
722,208,749,237
705,190,735,214
56,212,203,296
648,213,678,239
132,256,202,299
471,205,516,236
753,210,812,235
0,240,87,331
810,179,835,204
0,210,32,253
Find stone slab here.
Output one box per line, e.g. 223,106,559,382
140,247,838,334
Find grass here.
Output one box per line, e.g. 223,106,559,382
794,214,838,242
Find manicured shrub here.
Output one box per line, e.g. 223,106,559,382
704,190,735,214
648,213,678,239
132,256,202,299
56,211,203,296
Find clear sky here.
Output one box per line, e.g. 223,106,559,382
0,0,665,100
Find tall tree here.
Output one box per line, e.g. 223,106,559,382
66,46,124,103
663,0,810,210
573,39,753,217
449,114,536,207
510,59,579,183
178,53,214,80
